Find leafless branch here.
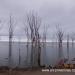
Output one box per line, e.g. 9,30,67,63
26,12,41,67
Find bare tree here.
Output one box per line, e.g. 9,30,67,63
26,12,41,67
66,34,69,61
18,37,21,67
70,33,75,59
71,33,75,48
24,26,30,66
56,25,64,63
42,24,48,66
8,15,14,68
37,34,41,66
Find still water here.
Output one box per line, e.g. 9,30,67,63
0,41,75,67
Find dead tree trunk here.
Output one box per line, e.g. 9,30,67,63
25,26,30,66
71,33,75,59
26,12,41,67
37,34,41,66
67,34,69,61
18,38,21,67
56,25,64,64
42,24,48,66
8,15,14,68
71,38,74,50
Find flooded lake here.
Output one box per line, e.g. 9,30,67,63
0,41,75,67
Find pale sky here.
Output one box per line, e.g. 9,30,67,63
0,0,75,40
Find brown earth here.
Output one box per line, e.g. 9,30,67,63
0,70,75,75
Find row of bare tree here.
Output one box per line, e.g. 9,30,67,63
56,25,75,64
0,12,75,68
7,12,46,68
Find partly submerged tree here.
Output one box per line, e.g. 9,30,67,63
26,12,41,67
70,33,75,48
70,32,75,59
24,26,30,66
56,25,64,63
8,15,14,68
18,37,21,67
66,34,70,61
42,24,48,66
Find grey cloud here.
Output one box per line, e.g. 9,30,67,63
0,0,75,39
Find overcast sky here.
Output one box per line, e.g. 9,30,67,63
0,0,75,40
